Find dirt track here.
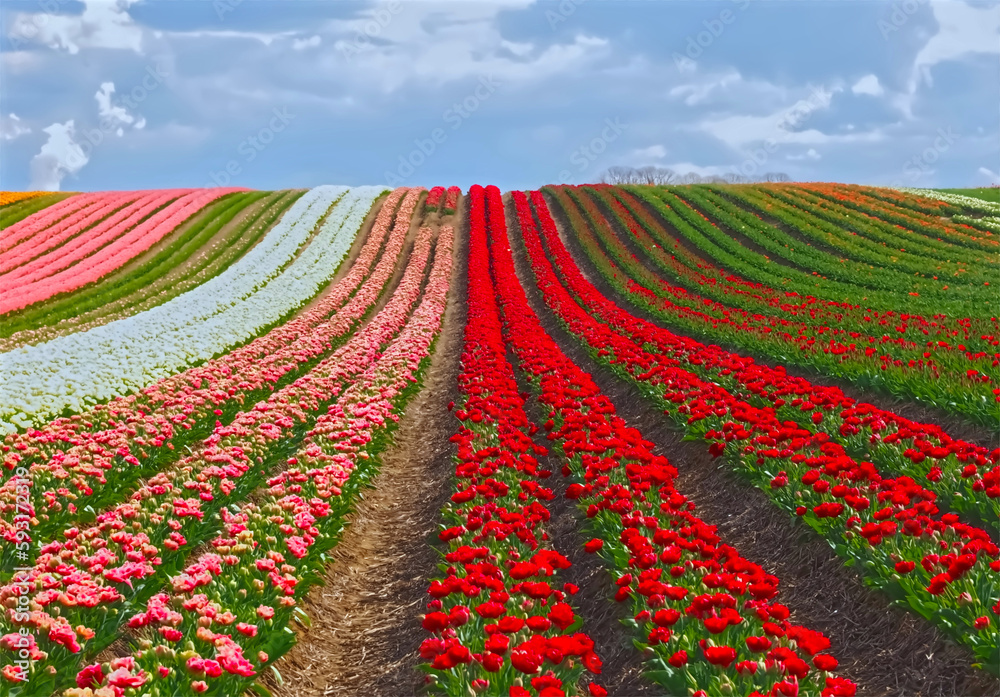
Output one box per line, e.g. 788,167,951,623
270,201,466,697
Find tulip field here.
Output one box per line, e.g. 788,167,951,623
0,182,997,697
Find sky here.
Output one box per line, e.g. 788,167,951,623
0,0,997,193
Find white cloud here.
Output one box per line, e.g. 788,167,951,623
978,166,999,183
669,70,742,106
851,74,884,97
9,0,143,54
322,3,608,92
500,39,534,57
95,82,143,136
169,29,297,47
787,148,821,161
632,144,667,160
911,1,1000,89
692,85,886,151
891,1,1000,117
0,113,31,141
292,35,322,51
29,121,88,191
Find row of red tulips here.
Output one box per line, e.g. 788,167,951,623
478,184,857,697
420,188,605,697
596,183,998,368
425,186,461,216
571,185,1000,426
554,185,1000,510
610,185,999,352
517,187,999,673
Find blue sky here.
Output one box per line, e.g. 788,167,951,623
0,0,997,192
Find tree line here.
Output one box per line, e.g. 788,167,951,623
601,166,791,185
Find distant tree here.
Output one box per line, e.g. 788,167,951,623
602,165,679,185
600,166,792,186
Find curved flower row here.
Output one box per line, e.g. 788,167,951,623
0,215,435,694
519,188,1000,673
0,189,419,551
55,225,453,697
0,189,244,315
425,186,445,212
557,185,1000,507
573,184,1000,425
0,192,53,207
421,191,604,697
624,185,984,324
0,195,105,255
782,184,995,261
698,186,987,297
899,188,1000,218
443,186,460,214
0,191,146,276
603,184,998,353
0,185,381,434
485,185,858,697
0,192,290,351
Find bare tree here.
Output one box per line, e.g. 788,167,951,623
637,165,658,185
600,166,791,186
654,167,677,185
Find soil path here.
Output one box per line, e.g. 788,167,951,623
270,200,467,697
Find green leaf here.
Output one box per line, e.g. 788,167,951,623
249,683,274,697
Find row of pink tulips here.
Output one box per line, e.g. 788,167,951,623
0,192,180,282
106,225,452,697
0,189,244,314
0,194,97,255
0,204,432,693
0,192,143,275
0,189,420,549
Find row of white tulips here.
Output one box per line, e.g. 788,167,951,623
899,187,1000,216
0,185,387,434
